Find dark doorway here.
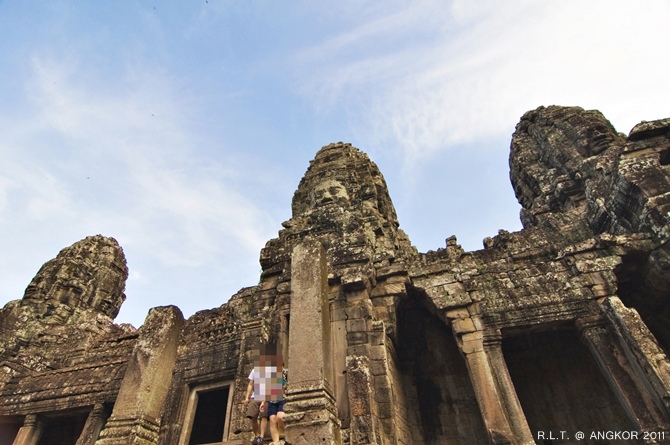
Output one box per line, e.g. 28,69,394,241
189,386,230,445
503,328,635,442
37,412,87,445
615,251,670,356
396,290,487,445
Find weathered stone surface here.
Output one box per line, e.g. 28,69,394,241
96,306,183,445
0,236,135,417
3,108,670,445
0,235,130,364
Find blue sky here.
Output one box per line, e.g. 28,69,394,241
1,0,669,327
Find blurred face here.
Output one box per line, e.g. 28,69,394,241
254,351,284,401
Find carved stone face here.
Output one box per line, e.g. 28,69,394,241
21,237,127,319
97,296,114,316
310,179,350,208
23,281,42,300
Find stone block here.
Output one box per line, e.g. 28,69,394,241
374,386,392,403
370,359,387,376
370,282,406,297
460,331,484,354
445,308,470,320
369,345,386,361
377,402,393,419
346,331,369,345
331,307,347,322
452,317,476,334
348,344,371,356
368,329,384,346
346,318,368,333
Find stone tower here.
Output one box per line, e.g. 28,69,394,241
2,106,670,445
0,235,129,366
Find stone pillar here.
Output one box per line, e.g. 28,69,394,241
285,238,341,445
346,351,376,445
95,306,184,445
76,404,110,445
457,330,514,444
450,309,532,445
601,296,670,417
331,299,351,430
483,332,534,445
344,290,378,445
577,315,669,434
12,414,43,445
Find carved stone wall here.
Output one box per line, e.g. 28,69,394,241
2,106,670,445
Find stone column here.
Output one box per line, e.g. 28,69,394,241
95,306,184,445
346,352,377,445
331,299,350,430
12,415,43,445
457,329,514,444
450,309,531,445
578,315,670,434
285,238,341,445
601,297,670,417
76,404,110,445
483,332,534,445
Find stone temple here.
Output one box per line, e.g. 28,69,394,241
2,105,670,445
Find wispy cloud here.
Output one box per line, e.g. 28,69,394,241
0,48,275,323
292,0,670,161
26,50,271,250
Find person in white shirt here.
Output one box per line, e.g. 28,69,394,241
260,364,288,445
243,347,272,445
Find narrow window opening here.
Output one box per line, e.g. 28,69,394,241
282,314,290,367
660,148,670,166
189,386,230,445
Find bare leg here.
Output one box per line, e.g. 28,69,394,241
276,412,285,437
270,414,279,442
260,416,268,440
250,417,259,437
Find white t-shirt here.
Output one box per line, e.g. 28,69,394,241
248,366,276,400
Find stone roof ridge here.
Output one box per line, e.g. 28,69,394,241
628,117,670,141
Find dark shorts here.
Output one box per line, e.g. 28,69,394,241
267,400,285,417
246,400,269,419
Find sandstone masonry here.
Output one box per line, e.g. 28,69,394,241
2,105,670,444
